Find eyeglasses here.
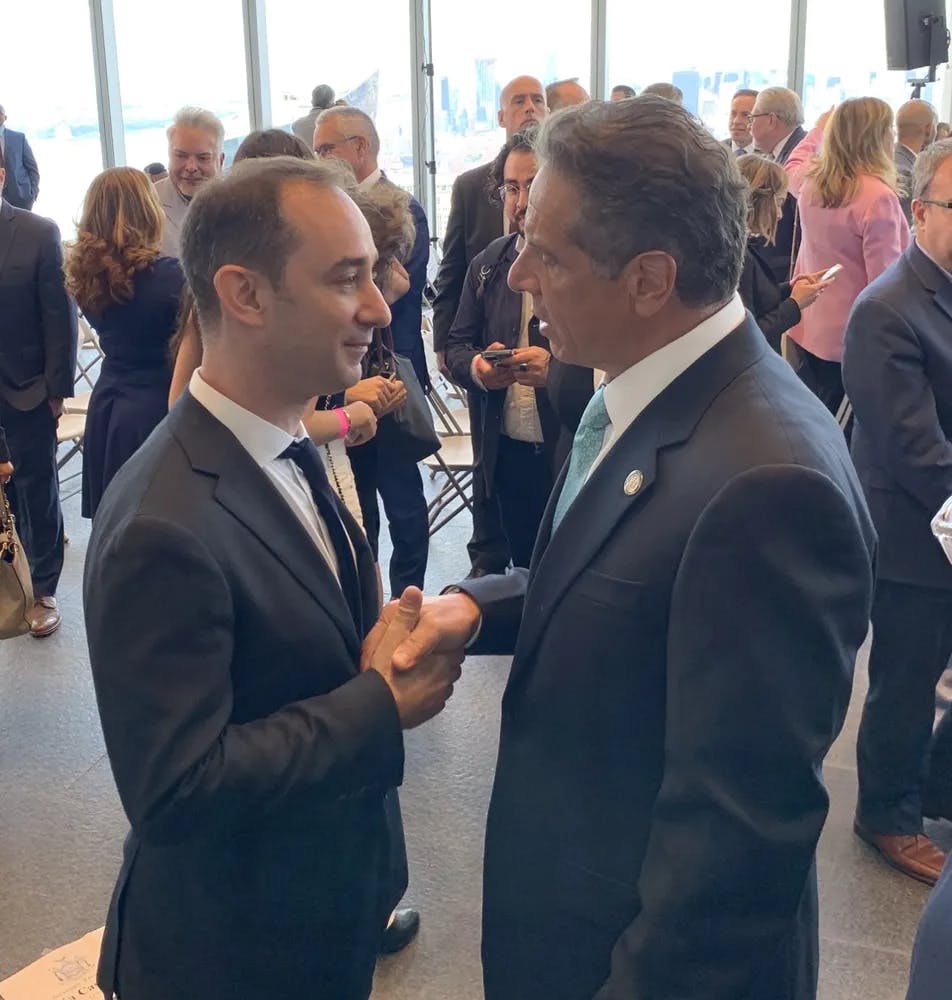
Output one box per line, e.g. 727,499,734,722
498,180,533,200
315,135,360,157
745,112,774,123
921,198,952,210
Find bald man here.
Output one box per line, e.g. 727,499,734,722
545,79,590,112
432,74,548,577
896,99,938,223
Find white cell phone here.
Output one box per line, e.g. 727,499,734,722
820,264,843,281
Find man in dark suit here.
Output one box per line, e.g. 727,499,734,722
372,97,876,999
750,86,807,281
895,98,937,225
0,144,77,637
0,105,39,210
723,88,758,155
314,105,432,596
84,157,462,1000
445,132,559,567
433,74,548,576
843,139,952,886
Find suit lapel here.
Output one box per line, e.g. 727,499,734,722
905,243,952,324
0,201,19,275
169,393,363,658
513,318,769,670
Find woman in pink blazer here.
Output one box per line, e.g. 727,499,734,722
785,97,910,413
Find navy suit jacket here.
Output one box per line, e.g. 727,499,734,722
907,858,952,999
461,317,876,1000
85,393,405,1000
432,161,503,352
843,242,952,590
0,199,77,410
754,126,806,282
1,128,39,209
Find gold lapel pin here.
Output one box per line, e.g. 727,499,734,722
624,470,644,496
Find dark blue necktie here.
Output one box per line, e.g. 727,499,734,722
279,438,362,632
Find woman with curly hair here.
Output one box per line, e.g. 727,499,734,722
64,167,184,517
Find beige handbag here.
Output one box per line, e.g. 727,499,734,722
0,482,34,638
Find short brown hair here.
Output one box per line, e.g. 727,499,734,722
180,156,355,330
534,96,747,307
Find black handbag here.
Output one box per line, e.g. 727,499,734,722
367,327,441,466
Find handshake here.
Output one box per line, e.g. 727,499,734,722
359,586,482,729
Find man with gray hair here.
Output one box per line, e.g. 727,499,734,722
895,98,938,223
749,86,807,281
641,80,683,104
292,83,336,146
545,78,590,111
154,106,225,256
375,96,876,999
84,155,462,1000
844,138,952,887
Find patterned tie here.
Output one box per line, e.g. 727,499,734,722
735,147,746,158
552,387,611,531
279,438,362,632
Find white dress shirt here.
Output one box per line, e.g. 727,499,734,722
587,294,746,480
767,130,798,162
358,167,382,190
502,284,544,443
188,369,342,580
731,140,755,156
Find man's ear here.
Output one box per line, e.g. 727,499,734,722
623,251,678,318
212,265,270,329
498,107,505,129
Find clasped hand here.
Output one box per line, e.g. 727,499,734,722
359,587,481,729
475,343,550,390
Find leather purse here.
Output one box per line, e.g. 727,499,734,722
0,482,34,638
367,327,441,466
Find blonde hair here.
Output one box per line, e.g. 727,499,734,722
737,154,789,245
64,167,164,316
806,98,898,209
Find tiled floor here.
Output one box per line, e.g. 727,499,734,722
0,478,946,999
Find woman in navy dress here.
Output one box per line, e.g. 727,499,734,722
64,167,184,518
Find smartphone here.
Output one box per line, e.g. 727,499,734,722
820,264,843,281
480,349,515,362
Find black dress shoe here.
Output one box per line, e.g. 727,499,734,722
379,908,420,954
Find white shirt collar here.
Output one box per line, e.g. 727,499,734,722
188,369,305,466
358,167,382,190
599,294,745,460
770,130,797,160
731,140,755,154
899,143,918,159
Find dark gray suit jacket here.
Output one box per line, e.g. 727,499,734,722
432,160,503,352
85,392,405,1000
461,317,876,1000
1,128,39,208
0,199,77,410
843,242,952,590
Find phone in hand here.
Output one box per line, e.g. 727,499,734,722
820,264,843,281
480,349,515,364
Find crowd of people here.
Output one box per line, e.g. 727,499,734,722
2,69,952,998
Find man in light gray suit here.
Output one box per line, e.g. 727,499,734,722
895,99,937,225
153,107,224,257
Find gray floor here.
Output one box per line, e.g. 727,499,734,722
1,477,949,999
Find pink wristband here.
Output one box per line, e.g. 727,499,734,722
334,407,352,440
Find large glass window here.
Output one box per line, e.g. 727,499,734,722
606,0,792,138
802,1,944,125
430,1,591,238
113,0,251,171
264,0,414,193
2,2,102,236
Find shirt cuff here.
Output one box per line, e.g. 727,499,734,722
470,356,488,392
441,585,483,648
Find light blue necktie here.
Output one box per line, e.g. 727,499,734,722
552,387,611,530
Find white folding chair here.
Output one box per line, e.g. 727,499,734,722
74,315,104,390
421,435,474,535
56,412,87,500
